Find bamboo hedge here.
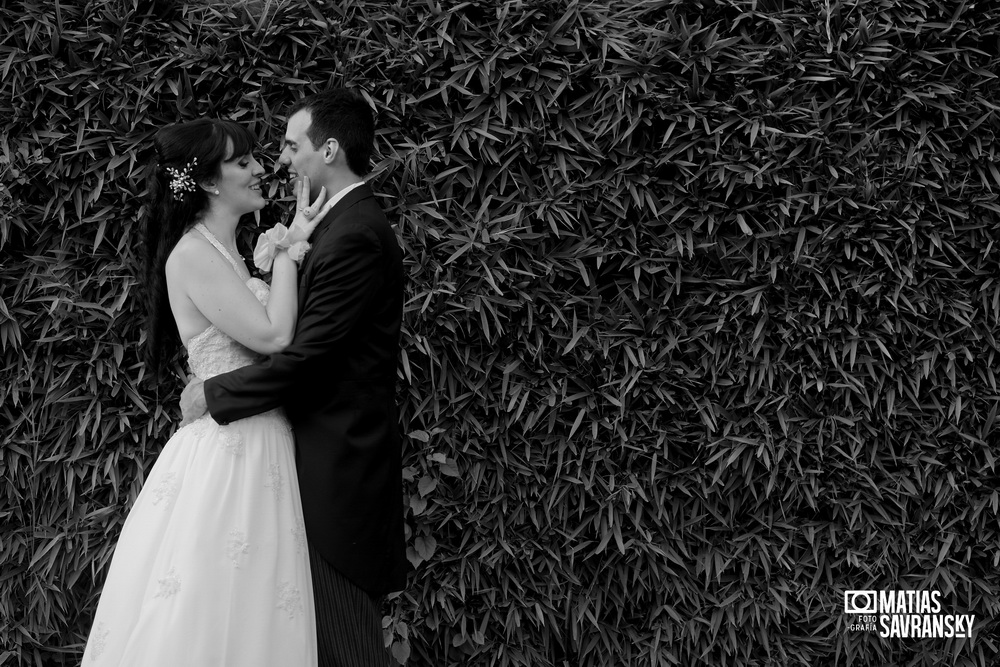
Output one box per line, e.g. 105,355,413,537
3,0,1000,665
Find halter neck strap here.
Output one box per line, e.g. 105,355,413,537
194,223,246,278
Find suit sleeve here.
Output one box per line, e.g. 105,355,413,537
204,223,384,424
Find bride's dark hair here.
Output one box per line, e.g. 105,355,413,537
142,118,256,370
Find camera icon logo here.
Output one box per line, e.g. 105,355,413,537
844,590,878,614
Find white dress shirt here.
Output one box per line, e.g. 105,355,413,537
325,181,365,211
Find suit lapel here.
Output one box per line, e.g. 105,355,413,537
298,183,374,293
309,184,374,248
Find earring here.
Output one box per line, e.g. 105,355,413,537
213,190,219,195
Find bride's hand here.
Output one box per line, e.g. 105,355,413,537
288,175,337,242
179,378,207,427
253,176,339,271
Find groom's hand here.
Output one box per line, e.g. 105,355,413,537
179,379,207,427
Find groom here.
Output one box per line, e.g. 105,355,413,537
181,88,407,666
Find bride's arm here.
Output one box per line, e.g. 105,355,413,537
166,236,297,355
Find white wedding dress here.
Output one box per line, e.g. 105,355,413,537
81,227,317,666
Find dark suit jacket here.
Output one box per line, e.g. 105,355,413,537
204,183,408,597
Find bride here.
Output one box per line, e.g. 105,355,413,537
82,118,333,666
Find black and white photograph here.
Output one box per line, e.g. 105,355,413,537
2,0,999,665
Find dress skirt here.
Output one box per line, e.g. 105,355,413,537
81,410,317,667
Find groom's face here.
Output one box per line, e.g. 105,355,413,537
279,110,325,198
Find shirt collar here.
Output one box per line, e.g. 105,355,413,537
326,181,365,210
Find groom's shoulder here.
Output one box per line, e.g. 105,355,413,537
339,190,392,231
318,204,389,251
354,185,390,218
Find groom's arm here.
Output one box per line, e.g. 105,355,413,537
204,222,384,425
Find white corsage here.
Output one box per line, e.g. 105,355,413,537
287,241,311,263
253,223,312,271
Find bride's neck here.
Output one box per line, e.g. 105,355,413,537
196,212,240,248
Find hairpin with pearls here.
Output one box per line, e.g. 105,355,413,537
165,157,198,196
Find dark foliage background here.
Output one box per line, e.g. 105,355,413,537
2,0,1000,665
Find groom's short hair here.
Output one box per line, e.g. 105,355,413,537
290,88,374,176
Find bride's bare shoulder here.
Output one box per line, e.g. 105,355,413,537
165,232,219,279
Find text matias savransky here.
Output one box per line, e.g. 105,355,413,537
845,590,975,639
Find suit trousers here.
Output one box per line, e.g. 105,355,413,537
308,543,392,667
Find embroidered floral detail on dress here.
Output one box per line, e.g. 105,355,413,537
179,417,212,439
89,622,110,660
227,529,250,567
220,428,245,456
154,567,181,598
264,463,283,500
151,472,179,506
276,581,304,619
290,524,306,555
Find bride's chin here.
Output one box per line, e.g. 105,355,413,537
236,204,266,219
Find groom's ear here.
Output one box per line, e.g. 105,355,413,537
322,139,339,165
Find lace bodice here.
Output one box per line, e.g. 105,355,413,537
186,277,270,379
184,224,269,380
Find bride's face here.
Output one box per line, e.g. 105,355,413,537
212,141,266,214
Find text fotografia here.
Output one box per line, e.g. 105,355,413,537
844,590,975,639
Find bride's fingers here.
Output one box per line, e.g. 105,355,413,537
310,186,327,211
297,175,311,209
312,195,339,223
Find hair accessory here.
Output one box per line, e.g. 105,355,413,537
165,157,198,195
